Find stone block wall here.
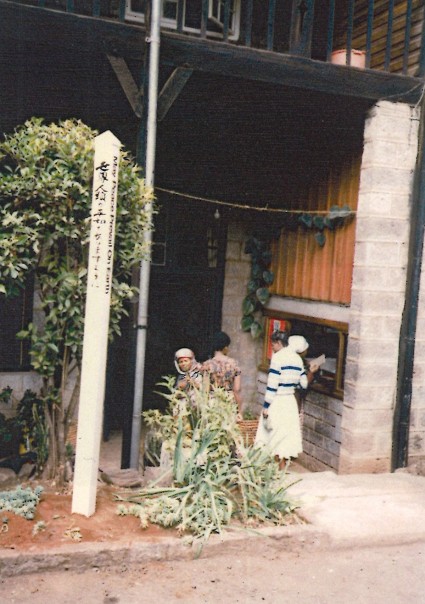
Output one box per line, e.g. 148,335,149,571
301,391,343,471
221,222,263,411
339,100,420,473
227,101,421,473
0,372,43,419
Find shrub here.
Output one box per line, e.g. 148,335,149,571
117,381,298,545
0,118,154,481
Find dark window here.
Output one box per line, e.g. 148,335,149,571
0,279,33,371
154,196,225,271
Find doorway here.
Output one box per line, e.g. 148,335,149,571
143,192,227,409
103,191,227,442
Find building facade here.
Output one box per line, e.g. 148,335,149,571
1,1,425,472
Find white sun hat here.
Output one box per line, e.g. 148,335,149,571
288,335,309,354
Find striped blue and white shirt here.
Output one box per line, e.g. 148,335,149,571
263,346,308,409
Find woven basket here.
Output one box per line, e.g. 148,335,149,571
238,419,259,446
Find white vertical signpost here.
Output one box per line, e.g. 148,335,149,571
72,131,121,517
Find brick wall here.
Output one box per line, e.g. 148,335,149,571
339,100,420,473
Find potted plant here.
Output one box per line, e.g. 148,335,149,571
331,48,366,68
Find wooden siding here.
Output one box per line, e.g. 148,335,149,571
271,152,361,305
7,0,425,77
334,0,425,75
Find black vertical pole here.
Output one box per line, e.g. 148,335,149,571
392,94,425,470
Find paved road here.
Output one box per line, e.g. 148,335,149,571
3,539,425,603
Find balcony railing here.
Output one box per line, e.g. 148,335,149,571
12,0,425,76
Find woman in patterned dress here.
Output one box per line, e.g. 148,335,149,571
201,331,243,415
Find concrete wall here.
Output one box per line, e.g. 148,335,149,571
0,279,77,417
340,100,420,473
221,222,263,411
255,101,420,473
0,372,43,420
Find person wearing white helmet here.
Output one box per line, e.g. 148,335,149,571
174,348,202,394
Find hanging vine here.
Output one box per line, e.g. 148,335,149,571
241,235,274,339
241,205,354,338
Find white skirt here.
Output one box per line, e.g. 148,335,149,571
254,393,302,460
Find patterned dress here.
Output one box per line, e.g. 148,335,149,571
202,354,241,395
255,346,307,460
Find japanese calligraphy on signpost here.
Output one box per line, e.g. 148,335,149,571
72,131,121,517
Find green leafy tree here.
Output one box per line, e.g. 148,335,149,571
0,117,153,481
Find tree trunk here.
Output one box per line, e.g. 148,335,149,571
41,377,67,484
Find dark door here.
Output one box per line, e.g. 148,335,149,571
143,193,227,410
103,192,227,437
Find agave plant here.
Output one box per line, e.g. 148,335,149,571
143,376,240,464
117,380,298,545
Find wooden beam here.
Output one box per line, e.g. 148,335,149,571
1,1,422,104
157,67,193,122
107,55,142,117
159,35,423,104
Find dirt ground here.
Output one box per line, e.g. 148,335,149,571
0,432,171,551
2,538,425,603
0,433,307,552
0,481,170,552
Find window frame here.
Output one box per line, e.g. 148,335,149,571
261,309,348,400
125,0,241,41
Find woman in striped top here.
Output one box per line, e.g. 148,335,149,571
254,330,317,469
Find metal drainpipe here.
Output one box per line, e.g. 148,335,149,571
129,0,161,469
392,92,425,471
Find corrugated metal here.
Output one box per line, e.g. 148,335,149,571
271,152,361,305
